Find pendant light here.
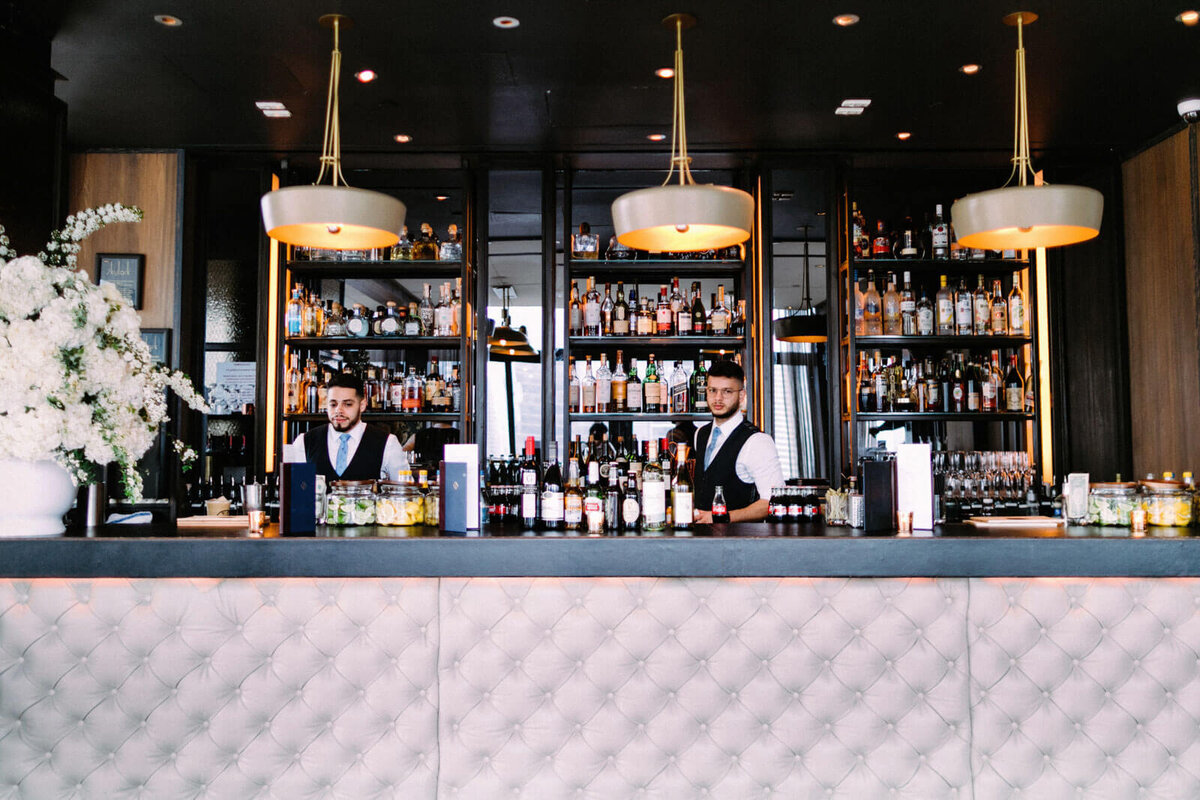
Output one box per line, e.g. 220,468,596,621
773,227,827,343
950,12,1102,250
610,13,754,253
487,287,532,349
260,15,406,250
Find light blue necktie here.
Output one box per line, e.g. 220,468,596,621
705,426,722,468
334,433,351,475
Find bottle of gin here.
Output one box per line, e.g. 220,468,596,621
572,222,599,259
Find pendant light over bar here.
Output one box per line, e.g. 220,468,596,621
773,228,827,343
260,14,406,250
950,12,1102,251
611,13,754,253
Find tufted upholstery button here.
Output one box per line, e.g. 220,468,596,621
699,723,708,731
824,723,832,731
853,628,861,636
1044,754,1051,761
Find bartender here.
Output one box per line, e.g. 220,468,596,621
290,373,407,480
691,360,784,523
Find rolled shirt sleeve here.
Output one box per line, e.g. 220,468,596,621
381,434,408,480
735,432,785,502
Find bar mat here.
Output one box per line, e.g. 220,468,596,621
177,515,251,529
968,516,1067,528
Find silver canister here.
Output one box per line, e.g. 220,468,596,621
848,493,865,529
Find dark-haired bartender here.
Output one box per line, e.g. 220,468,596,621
691,360,784,523
289,373,408,480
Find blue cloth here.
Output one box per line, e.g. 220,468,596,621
704,425,722,468
334,432,351,475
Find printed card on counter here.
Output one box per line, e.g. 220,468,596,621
443,443,479,529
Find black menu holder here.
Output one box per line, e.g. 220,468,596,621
280,462,316,536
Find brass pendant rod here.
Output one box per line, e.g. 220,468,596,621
314,18,347,187
661,17,694,187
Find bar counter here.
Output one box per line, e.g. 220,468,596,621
0,521,1195,578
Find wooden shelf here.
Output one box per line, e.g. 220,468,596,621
286,336,461,350
566,259,744,281
855,412,1034,422
853,335,1031,348
568,336,745,350
850,257,1027,276
569,413,712,423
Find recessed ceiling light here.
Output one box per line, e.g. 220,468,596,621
255,101,286,110
833,13,860,27
835,107,864,116
262,109,292,118
841,98,871,108
153,14,183,26
655,67,675,79
435,195,449,201
393,134,412,143
959,63,982,75
355,69,377,83
1178,9,1200,25
647,133,667,141
895,131,912,140
493,15,520,29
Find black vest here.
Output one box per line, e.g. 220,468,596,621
303,424,389,481
694,419,761,511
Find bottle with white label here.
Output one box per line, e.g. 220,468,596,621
672,445,693,530
640,439,667,533
584,460,605,534
899,271,917,335
540,443,564,531
954,276,973,336
564,458,583,532
594,355,612,413
1008,271,1026,335
930,204,950,260
916,284,935,336
583,276,602,336
935,275,955,335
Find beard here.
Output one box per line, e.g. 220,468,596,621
330,415,359,432
711,404,738,422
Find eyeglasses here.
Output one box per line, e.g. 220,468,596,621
705,387,740,398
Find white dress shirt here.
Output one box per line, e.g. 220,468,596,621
289,421,408,480
694,412,785,503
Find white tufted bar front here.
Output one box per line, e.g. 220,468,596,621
5,576,1200,799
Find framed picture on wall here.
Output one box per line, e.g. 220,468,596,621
96,253,145,309
139,328,170,366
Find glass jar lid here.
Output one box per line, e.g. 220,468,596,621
331,479,375,495
1090,482,1138,495
1142,480,1187,494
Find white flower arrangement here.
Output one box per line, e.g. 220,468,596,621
0,205,208,500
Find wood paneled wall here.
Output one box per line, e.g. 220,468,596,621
68,152,181,330
1123,129,1200,473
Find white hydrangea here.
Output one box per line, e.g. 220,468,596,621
0,205,209,500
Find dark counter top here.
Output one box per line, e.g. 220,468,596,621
0,521,1196,578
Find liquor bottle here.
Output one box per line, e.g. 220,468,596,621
606,234,635,261
403,366,423,413
541,442,564,531
636,295,655,336
990,279,1009,335
711,285,730,334
672,444,693,530
892,215,922,259
863,271,883,335
981,351,1001,413
972,275,990,335
347,303,370,338
428,357,447,410
954,276,973,336
871,220,890,258
613,283,630,335
915,283,933,337
388,367,404,412
622,470,641,532
691,358,709,413
581,356,597,413
1005,354,1025,412
670,360,689,413
584,460,605,534
604,467,622,534
594,355,613,413
655,285,673,335
670,278,687,335
600,283,615,335
641,439,667,533
854,277,866,336
882,273,902,335
564,458,584,532
923,357,939,410
448,364,462,411
611,350,628,412
934,275,954,335
626,358,643,413
380,301,401,337
404,302,421,337
520,436,540,529
451,277,463,337
690,282,707,334
567,357,580,412
284,353,301,414
899,271,917,335
857,352,874,412
732,300,747,337
435,284,453,336
301,292,319,337
711,485,730,523
572,222,599,259
567,282,582,336
930,204,950,260
643,355,662,413
392,226,413,260
302,360,319,413
439,224,463,261
285,284,304,337
413,223,439,260
851,202,869,259
1008,271,1026,335
583,277,602,336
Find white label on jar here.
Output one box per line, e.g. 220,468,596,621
348,318,368,336
642,483,666,523
542,492,564,521
405,321,420,336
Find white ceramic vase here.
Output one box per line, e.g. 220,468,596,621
0,458,78,537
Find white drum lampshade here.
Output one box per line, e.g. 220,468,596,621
261,185,406,250
612,184,753,252
951,184,1102,251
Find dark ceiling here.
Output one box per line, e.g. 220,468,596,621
15,0,1199,157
